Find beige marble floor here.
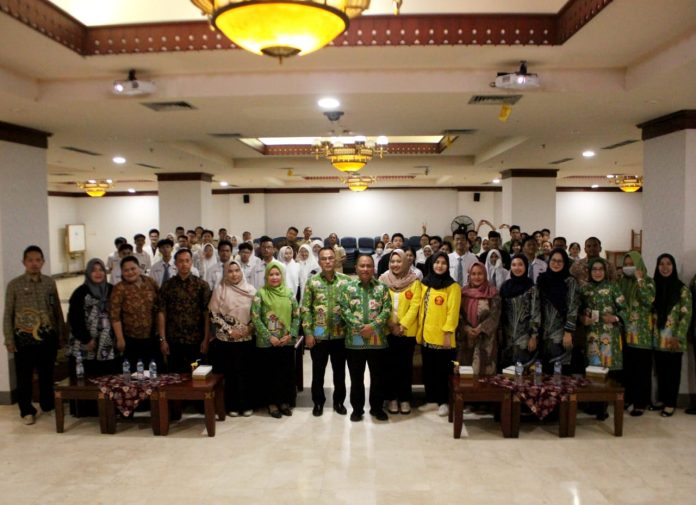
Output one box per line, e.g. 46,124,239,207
1,277,694,505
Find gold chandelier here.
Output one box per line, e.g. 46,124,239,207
344,175,375,192
190,1,400,59
314,136,388,172
77,179,113,197
614,175,643,193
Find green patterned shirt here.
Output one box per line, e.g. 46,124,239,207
338,278,391,350
300,271,350,340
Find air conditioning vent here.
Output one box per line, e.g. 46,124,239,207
442,129,477,135
141,101,196,112
550,158,574,165
61,146,102,156
602,139,639,150
208,132,243,138
136,162,161,169
468,95,522,105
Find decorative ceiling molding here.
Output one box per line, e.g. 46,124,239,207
156,172,213,182
264,142,442,157
500,168,559,179
0,120,52,149
0,0,613,56
637,110,696,141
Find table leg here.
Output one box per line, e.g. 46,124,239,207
97,394,116,434
453,392,464,439
204,392,216,437
500,392,512,438
559,398,569,438
150,391,161,435
448,380,454,423
510,395,520,438
158,392,170,436
614,392,624,437
55,392,64,433
566,394,577,438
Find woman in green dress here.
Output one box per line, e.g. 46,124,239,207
619,251,655,417
580,258,627,372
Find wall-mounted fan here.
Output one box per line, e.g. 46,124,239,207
451,215,475,233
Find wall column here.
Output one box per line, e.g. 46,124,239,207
156,172,213,234
0,122,52,404
500,169,558,233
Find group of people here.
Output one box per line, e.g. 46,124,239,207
3,223,695,426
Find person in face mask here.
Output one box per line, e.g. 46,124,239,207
619,251,655,417
372,241,385,275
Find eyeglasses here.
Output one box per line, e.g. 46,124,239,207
549,258,564,264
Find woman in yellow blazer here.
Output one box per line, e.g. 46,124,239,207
380,249,422,415
416,251,462,417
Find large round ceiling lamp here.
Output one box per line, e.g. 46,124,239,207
344,175,375,192
190,1,382,59
314,136,388,172
614,175,643,193
77,179,114,198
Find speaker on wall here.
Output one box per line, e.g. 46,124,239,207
243,194,250,204
473,192,481,202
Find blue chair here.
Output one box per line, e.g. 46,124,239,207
408,236,421,250
340,237,357,257
273,237,285,249
358,237,375,254
373,236,382,246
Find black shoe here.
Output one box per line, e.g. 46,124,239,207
630,409,645,417
280,404,293,417
350,411,363,422
268,407,282,419
333,404,347,415
370,409,388,421
685,407,696,415
661,407,675,417
312,404,324,417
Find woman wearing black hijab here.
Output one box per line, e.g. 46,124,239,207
652,254,693,417
499,254,540,369
537,248,580,374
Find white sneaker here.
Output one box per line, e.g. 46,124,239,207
437,404,449,417
418,402,438,413
387,400,399,414
228,411,240,417
242,410,253,417
399,401,411,414
22,414,36,425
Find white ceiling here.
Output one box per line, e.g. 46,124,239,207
1,0,695,193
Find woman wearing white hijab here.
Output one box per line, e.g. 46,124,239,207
310,239,324,261
205,260,257,417
296,244,320,303
485,249,510,291
278,245,301,300
200,242,219,290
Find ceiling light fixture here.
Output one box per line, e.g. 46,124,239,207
128,188,136,194
582,150,596,158
492,178,501,184
318,97,340,109
344,175,375,192
112,69,156,96
591,184,599,189
614,175,643,193
191,1,401,61
314,136,388,172
219,181,229,187
606,174,615,179
112,156,127,164
77,179,114,198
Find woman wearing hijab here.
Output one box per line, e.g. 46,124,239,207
457,262,501,376
310,239,324,261
199,242,219,290
277,245,301,300
205,260,257,417
251,262,300,418
296,244,320,304
380,249,422,415
485,249,510,291
619,251,655,417
651,254,692,417
416,245,433,276
417,252,462,417
580,258,627,372
499,255,540,369
537,248,580,373
67,258,118,376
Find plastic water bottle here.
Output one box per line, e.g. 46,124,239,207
553,360,562,384
136,359,145,381
514,361,523,384
122,359,131,382
534,360,542,384
148,360,158,380
75,353,84,380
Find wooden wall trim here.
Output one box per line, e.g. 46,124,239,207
0,121,51,149
637,110,696,141
500,169,559,179
156,172,213,182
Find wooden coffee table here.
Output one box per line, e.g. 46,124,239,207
54,378,117,434
150,373,225,437
563,378,624,437
448,375,513,439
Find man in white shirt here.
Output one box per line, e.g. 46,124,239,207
415,233,430,265
449,228,479,287
132,233,152,274
207,239,233,290
111,243,134,284
150,239,200,288
106,237,127,275
145,228,162,265
237,242,259,286
522,236,547,283
251,236,276,289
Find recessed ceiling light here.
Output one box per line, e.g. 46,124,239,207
105,179,113,184
606,174,615,179
127,188,136,193
492,178,501,184
219,181,229,187
112,156,126,164
582,150,596,158
318,97,340,109
376,135,389,145
591,184,599,188
87,179,96,184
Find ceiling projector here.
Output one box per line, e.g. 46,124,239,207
494,61,540,90
113,69,156,96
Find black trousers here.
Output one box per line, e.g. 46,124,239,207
346,348,387,414
14,341,57,417
654,350,683,407
421,346,455,406
310,338,346,407
386,335,416,402
623,346,653,409
123,336,162,371
167,341,202,374
210,339,254,413
257,346,295,406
